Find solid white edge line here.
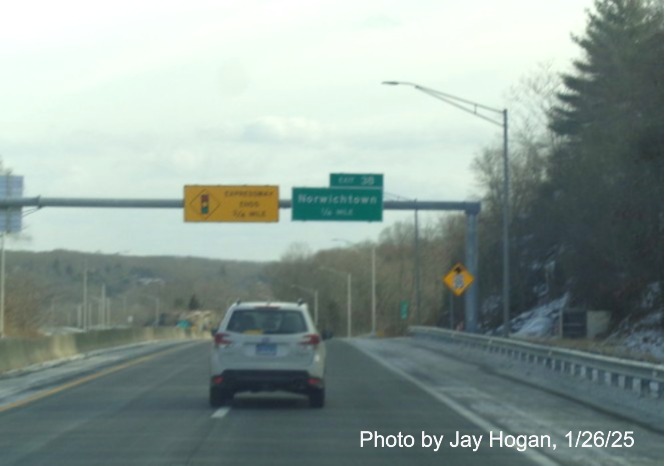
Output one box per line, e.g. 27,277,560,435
347,340,561,466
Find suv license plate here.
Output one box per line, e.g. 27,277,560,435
256,343,277,356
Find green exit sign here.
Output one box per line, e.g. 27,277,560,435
292,187,383,221
330,173,383,189
400,301,409,320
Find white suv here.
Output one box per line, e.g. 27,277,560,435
209,301,326,408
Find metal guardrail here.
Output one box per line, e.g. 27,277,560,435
408,326,664,399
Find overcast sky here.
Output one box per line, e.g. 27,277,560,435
1,0,592,261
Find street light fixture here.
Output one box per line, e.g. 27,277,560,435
382,81,510,336
320,266,352,338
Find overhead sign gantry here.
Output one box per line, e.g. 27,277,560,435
0,172,482,333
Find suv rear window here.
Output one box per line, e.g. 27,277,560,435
226,309,306,334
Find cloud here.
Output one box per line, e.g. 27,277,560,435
217,59,251,97
241,116,327,145
355,15,402,30
1,0,596,261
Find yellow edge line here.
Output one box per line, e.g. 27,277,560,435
0,342,195,414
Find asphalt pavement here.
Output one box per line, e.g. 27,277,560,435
0,338,660,465
0,339,548,466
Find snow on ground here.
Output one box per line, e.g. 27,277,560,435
352,337,664,466
489,294,570,338
607,311,664,362
0,340,197,408
489,293,664,362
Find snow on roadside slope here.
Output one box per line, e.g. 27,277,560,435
0,340,199,408
351,337,664,465
490,293,663,362
607,311,664,362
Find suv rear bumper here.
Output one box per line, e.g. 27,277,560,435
211,369,324,394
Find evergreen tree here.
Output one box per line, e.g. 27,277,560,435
188,294,201,311
546,0,663,313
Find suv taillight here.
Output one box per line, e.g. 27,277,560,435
214,332,233,348
301,334,321,347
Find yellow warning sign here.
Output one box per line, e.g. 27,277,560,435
442,262,475,296
184,185,279,222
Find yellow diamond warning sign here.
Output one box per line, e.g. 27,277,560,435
443,262,475,296
184,185,279,222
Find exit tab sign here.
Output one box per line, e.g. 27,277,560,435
330,173,383,189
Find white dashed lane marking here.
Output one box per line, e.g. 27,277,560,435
211,407,230,419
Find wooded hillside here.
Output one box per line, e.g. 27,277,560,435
266,0,664,336
4,249,269,336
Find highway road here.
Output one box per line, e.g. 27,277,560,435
0,338,661,465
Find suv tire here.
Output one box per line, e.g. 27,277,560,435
209,387,232,407
308,388,325,408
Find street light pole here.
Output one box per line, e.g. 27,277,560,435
333,239,377,335
502,109,510,336
413,203,421,323
383,81,510,336
314,289,319,326
82,260,88,331
155,297,160,327
291,284,319,325
347,272,352,338
0,232,5,338
100,283,106,328
134,293,160,327
371,246,376,335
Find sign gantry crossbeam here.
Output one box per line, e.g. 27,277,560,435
0,197,481,215
0,195,481,333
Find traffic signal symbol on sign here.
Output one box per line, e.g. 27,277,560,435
201,194,209,215
443,263,475,296
188,190,219,220
187,189,220,220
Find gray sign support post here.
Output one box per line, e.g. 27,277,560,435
465,209,479,333
0,174,23,338
0,196,482,333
